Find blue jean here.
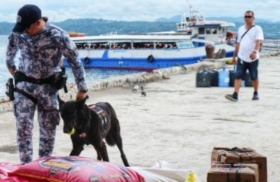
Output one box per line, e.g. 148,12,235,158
235,58,259,81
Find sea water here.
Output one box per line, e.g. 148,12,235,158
0,35,140,98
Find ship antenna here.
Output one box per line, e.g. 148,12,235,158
185,0,192,17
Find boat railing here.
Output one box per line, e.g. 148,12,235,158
262,39,280,51
75,42,179,50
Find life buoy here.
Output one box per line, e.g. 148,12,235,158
84,57,90,65
147,55,155,63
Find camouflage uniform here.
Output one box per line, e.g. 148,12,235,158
6,23,88,164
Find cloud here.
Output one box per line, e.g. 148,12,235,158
1,0,279,23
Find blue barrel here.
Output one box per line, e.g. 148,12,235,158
218,67,229,87
241,80,245,87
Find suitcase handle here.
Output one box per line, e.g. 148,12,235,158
229,147,254,153
216,147,254,162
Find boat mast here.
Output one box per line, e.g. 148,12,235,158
185,0,192,19
189,5,192,18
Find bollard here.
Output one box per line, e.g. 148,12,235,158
205,44,215,59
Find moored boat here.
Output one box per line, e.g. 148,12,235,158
63,7,235,71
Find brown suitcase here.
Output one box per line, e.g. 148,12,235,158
211,147,267,182
207,163,259,182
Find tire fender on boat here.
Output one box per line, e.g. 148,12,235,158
147,55,155,63
84,57,90,65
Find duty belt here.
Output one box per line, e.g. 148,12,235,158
15,72,54,85
14,72,56,104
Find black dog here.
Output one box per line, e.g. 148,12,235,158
58,96,129,167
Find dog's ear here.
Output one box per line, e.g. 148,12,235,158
76,96,88,110
57,95,65,108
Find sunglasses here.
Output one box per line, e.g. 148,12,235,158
244,16,253,18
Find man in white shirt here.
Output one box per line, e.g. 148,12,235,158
225,10,264,102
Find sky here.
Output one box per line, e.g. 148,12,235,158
0,0,280,23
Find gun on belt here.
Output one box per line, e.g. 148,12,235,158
5,78,15,101
61,67,68,93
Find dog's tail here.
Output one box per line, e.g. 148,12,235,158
105,102,118,146
105,131,116,146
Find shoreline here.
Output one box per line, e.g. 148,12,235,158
1,49,279,107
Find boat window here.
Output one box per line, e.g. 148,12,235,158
178,24,182,30
75,43,90,49
221,28,226,34
198,16,204,21
198,27,205,34
75,42,109,49
186,28,192,35
191,16,197,22
74,41,180,50
212,28,217,34
206,28,211,34
135,42,177,49
223,27,228,33
176,41,194,49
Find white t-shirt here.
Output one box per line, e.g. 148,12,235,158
237,25,264,62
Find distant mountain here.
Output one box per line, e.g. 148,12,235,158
0,18,279,38
206,16,276,23
155,15,181,22
155,15,278,23
0,19,176,36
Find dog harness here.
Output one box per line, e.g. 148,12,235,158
88,104,108,135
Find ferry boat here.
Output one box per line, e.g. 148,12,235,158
63,8,235,71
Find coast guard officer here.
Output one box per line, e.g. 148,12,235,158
5,4,88,164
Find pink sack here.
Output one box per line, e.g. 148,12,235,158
0,162,21,178
9,156,144,182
